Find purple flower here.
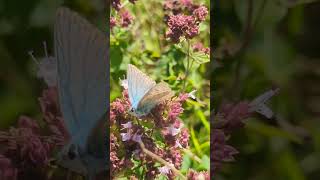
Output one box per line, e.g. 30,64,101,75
168,100,184,122
120,130,133,141
187,169,210,180
178,128,189,148
17,116,39,132
193,42,210,55
39,87,70,145
0,155,17,180
159,165,171,175
19,128,50,165
111,0,121,11
212,129,238,173
110,133,122,175
110,17,117,29
120,10,133,27
193,6,208,21
110,88,190,178
166,14,199,42
216,102,251,133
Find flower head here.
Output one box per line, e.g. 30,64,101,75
0,154,17,180
193,6,208,21
120,10,133,27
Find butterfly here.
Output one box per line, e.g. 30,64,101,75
53,7,108,180
249,88,280,119
127,64,174,117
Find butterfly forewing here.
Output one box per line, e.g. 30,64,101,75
127,64,156,109
55,7,108,148
137,82,174,115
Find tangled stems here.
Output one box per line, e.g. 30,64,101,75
138,141,186,180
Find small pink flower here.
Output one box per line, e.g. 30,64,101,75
111,0,121,11
120,10,133,27
187,169,210,180
132,133,142,143
120,131,132,141
159,165,172,175
17,116,39,132
166,125,181,136
0,154,17,180
19,129,49,165
166,14,199,42
121,121,132,130
193,6,208,21
120,78,128,89
110,17,117,29
112,99,126,114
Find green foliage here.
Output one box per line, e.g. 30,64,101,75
214,0,320,179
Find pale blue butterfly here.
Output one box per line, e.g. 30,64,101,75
249,88,280,119
127,64,174,117
54,7,108,180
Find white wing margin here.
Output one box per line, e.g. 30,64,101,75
127,64,156,109
55,7,108,147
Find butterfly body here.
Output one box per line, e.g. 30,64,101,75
127,64,174,117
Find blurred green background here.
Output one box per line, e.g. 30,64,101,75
0,0,106,128
213,0,320,180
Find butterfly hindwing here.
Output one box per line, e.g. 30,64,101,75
55,7,108,148
127,64,156,109
137,82,174,115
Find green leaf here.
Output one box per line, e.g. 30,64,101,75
190,51,209,64
196,110,210,132
198,155,210,170
190,127,202,155
234,0,288,30
246,119,303,144
180,155,192,173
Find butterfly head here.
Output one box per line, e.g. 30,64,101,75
56,143,89,174
128,107,146,118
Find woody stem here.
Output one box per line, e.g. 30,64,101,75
138,141,187,179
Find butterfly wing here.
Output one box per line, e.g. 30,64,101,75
127,64,156,109
249,88,279,107
255,104,274,119
137,82,174,115
249,88,279,119
55,7,108,149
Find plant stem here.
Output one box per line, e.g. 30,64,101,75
182,148,202,163
138,141,187,180
182,40,191,92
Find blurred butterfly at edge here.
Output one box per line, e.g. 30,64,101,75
125,64,174,117
32,7,109,180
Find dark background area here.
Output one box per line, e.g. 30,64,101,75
0,0,106,128
212,0,320,180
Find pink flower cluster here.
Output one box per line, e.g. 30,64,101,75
164,0,208,43
110,89,191,179
0,87,69,179
193,42,210,55
187,169,210,180
212,102,251,176
0,155,17,180
110,0,136,29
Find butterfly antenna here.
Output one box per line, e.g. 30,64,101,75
28,50,39,65
43,41,48,58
